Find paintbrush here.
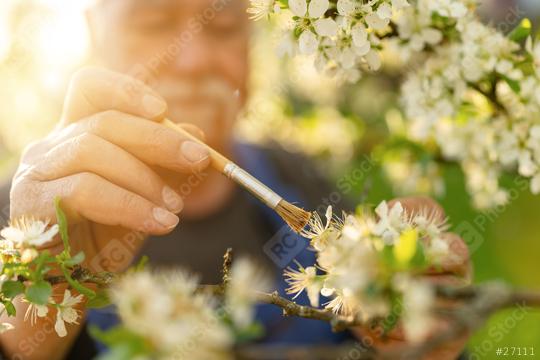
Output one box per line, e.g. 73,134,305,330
162,118,312,233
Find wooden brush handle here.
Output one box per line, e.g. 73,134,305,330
163,119,283,209
162,118,232,173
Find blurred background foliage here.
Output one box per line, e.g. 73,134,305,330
0,0,539,358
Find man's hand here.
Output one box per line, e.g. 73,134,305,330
10,67,211,269
1,67,211,360
352,196,473,360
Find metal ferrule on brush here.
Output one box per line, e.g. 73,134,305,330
224,163,282,209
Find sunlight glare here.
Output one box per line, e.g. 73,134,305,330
34,0,90,68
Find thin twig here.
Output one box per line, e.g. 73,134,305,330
221,248,233,294
35,266,116,287
253,290,365,331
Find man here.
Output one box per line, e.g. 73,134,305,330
0,1,471,359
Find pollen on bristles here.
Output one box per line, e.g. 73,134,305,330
275,200,312,233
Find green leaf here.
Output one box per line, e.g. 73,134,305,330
63,252,85,267
410,241,428,269
86,290,111,309
233,322,265,343
381,245,396,269
502,75,521,94
54,197,70,253
96,345,137,360
509,18,531,42
90,326,152,360
32,250,54,280
2,281,25,298
134,256,149,272
25,281,52,305
3,301,16,316
382,293,403,333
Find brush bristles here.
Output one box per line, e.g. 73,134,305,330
275,200,312,233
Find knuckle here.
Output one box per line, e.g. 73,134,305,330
179,124,206,141
74,133,100,161
86,110,121,134
118,75,144,100
60,134,93,165
69,172,98,203
20,140,47,162
72,132,97,150
9,179,40,218
118,192,142,213
146,126,177,153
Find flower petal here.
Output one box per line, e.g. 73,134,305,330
340,47,356,69
36,304,49,317
392,0,409,10
314,18,338,37
377,3,392,20
308,0,329,18
354,41,371,56
351,23,368,48
366,12,389,30
337,0,355,15
61,307,79,324
299,30,319,55
288,0,307,17
54,312,67,337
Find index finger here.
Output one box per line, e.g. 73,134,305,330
61,67,167,125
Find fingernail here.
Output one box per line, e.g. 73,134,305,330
153,207,179,229
162,186,183,213
142,94,166,117
180,141,209,163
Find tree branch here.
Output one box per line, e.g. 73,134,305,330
36,265,540,359
42,265,116,287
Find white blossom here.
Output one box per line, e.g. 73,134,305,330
397,277,435,343
225,258,272,329
289,0,307,17
392,0,410,10
373,201,407,244
365,12,389,30
54,290,83,337
1,217,58,248
377,3,393,20
299,30,319,55
24,302,49,325
314,18,338,37
247,0,279,21
113,271,233,359
351,24,368,48
308,0,329,18
301,206,341,251
429,0,468,18
337,0,355,15
284,263,322,307
248,0,540,207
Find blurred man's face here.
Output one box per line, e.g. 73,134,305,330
89,0,250,152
